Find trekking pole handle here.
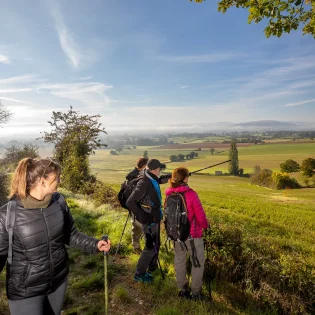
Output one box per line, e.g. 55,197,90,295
102,235,109,256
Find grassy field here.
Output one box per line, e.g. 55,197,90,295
90,142,315,182
1,141,314,314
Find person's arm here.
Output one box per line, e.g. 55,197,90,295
192,193,209,229
0,209,8,273
158,173,172,184
126,179,150,224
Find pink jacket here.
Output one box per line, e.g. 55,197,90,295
165,185,209,238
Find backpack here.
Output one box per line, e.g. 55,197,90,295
164,192,190,242
5,193,67,266
118,175,144,209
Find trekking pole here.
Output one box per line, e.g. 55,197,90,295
148,225,165,280
190,159,231,175
112,212,130,262
102,235,109,315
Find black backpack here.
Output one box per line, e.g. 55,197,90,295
118,175,144,209
164,192,190,242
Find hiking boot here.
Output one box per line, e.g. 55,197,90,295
192,292,209,301
133,248,142,255
134,273,153,284
145,271,153,278
178,290,192,299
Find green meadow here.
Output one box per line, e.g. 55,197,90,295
1,141,314,314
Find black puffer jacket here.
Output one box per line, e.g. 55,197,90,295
126,170,170,225
0,193,99,300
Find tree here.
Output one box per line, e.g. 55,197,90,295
186,154,191,159
41,107,106,192
0,101,12,126
189,151,196,159
228,139,239,175
110,150,118,155
177,154,185,161
210,148,215,155
190,0,315,39
1,143,40,171
194,152,199,157
170,155,178,162
301,158,315,177
143,150,149,159
280,159,300,173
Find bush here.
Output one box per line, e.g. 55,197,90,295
0,172,9,206
177,154,185,161
110,150,118,155
301,158,315,177
280,159,300,173
170,155,177,162
1,144,40,171
80,180,120,208
272,172,301,189
250,167,273,188
238,168,244,175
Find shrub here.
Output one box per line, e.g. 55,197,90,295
0,172,9,206
110,150,118,155
272,172,301,190
170,155,177,162
280,159,300,173
80,180,120,208
1,144,40,171
250,167,273,188
238,168,244,175
301,158,315,177
177,154,185,161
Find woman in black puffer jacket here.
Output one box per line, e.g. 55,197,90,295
0,157,111,315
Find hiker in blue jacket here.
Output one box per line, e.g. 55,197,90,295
0,157,111,315
126,159,170,283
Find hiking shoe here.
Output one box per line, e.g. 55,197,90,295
134,273,153,283
133,248,142,255
178,290,192,299
192,293,209,301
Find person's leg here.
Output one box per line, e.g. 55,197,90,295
148,223,160,272
190,238,205,295
131,214,143,252
174,241,189,291
135,225,155,276
47,278,68,315
9,295,44,315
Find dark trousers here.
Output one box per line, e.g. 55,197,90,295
8,278,67,315
136,223,160,275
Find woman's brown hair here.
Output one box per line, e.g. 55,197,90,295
9,158,61,199
137,157,148,169
169,167,190,188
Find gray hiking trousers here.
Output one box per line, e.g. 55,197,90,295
130,213,143,250
136,223,160,275
174,238,205,295
8,278,68,315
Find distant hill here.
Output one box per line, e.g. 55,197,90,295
233,120,298,130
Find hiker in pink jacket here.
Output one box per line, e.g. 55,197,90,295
165,167,209,300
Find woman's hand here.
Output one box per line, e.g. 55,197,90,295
97,239,111,253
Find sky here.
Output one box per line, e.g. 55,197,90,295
0,0,315,138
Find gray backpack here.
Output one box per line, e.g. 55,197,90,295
5,193,67,266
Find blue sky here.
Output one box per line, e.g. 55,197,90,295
0,0,315,137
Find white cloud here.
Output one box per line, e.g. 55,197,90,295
158,53,245,63
37,82,113,106
178,85,189,89
284,99,315,107
0,75,43,85
0,88,32,93
51,2,97,69
0,54,10,64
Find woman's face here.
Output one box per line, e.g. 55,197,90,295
43,173,60,194
184,176,189,183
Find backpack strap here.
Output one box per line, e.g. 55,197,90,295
54,192,68,213
6,201,17,265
